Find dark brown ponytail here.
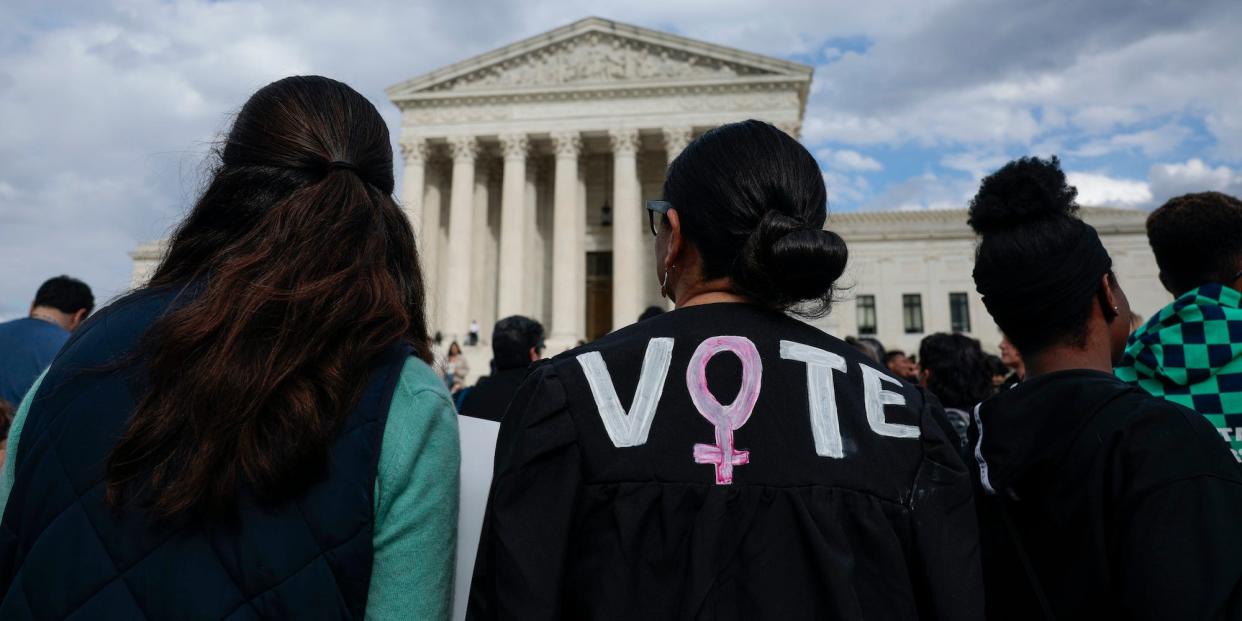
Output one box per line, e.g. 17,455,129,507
105,76,432,517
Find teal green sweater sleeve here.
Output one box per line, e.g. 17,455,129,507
0,371,43,518
367,357,461,620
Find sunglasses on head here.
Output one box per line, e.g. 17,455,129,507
645,200,671,237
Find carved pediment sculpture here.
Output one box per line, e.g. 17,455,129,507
425,32,774,93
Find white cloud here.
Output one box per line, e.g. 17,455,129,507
940,150,1011,179
822,170,872,206
1148,158,1242,204
1069,123,1192,158
1066,171,1153,208
1063,160,1242,212
817,148,883,172
865,173,972,211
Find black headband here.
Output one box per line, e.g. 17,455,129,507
974,223,1112,327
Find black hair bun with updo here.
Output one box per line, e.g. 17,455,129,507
663,119,849,318
968,155,1078,235
733,210,848,315
967,154,1114,357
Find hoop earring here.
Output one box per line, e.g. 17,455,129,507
660,265,674,301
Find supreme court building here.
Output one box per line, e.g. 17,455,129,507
386,17,812,349
131,17,1167,356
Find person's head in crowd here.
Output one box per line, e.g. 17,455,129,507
29,276,94,332
918,333,994,411
969,156,1131,372
107,76,431,517
652,119,848,316
884,350,918,382
0,398,13,466
998,335,1025,381
448,341,463,358
858,337,887,364
845,336,884,363
491,315,544,371
985,353,1009,388
1146,191,1242,297
638,305,665,322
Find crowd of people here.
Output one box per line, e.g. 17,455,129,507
1,75,1241,619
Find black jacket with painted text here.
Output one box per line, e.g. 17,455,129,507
468,303,983,620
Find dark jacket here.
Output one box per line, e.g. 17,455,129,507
469,303,983,620
973,369,1242,620
0,286,408,620
458,367,529,422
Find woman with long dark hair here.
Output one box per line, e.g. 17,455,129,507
0,76,459,619
443,340,469,393
469,120,982,619
968,156,1242,619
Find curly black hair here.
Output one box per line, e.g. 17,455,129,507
1146,191,1242,296
968,156,1114,355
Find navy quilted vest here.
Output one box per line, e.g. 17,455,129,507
0,286,409,620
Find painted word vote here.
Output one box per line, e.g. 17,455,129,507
576,336,920,485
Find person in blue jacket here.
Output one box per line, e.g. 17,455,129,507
0,275,93,406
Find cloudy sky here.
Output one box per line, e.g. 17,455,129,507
2,0,1241,319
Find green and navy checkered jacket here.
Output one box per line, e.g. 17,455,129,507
1116,283,1242,459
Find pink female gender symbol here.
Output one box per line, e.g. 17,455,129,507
687,336,763,485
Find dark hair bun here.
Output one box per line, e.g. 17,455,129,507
664,119,847,317
733,210,848,310
968,155,1079,235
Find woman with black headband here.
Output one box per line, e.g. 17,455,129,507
968,156,1242,620
469,120,983,620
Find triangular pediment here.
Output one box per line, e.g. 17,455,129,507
388,17,811,101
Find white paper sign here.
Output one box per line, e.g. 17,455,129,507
454,415,500,621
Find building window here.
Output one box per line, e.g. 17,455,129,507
903,294,924,334
950,292,971,333
856,295,877,335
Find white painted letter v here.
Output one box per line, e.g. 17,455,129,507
577,337,674,447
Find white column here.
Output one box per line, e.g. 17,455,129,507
444,135,478,340
421,159,444,330
662,126,692,167
526,159,546,326
550,131,583,348
576,162,588,335
610,128,643,330
497,133,530,318
399,138,427,233
470,159,493,341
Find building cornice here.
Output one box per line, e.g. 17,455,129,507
827,207,1149,242
395,74,806,107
